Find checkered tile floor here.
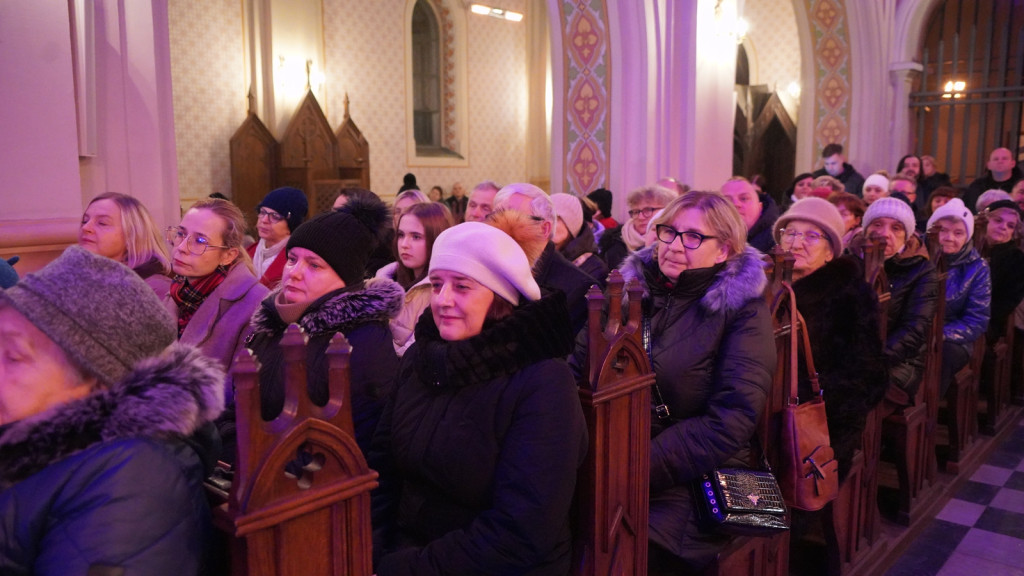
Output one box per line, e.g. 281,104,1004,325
885,417,1024,575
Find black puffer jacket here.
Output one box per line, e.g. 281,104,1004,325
371,291,587,576
597,224,629,271
748,194,781,253
881,236,939,404
792,257,888,480
985,241,1024,337
575,245,774,565
0,344,224,575
535,241,599,336
942,244,990,350
246,278,404,457
558,224,609,289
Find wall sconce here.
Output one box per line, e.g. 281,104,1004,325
942,80,966,99
470,4,523,22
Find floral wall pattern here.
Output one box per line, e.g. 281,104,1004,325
559,0,610,197
806,0,851,158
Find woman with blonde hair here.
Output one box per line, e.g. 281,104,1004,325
576,190,775,574
375,201,455,355
598,184,676,270
78,192,172,294
163,198,268,456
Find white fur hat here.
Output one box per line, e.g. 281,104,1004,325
927,198,974,241
863,196,916,237
429,222,541,304
863,173,890,191
550,193,584,237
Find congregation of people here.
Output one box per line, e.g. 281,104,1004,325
2,142,1024,575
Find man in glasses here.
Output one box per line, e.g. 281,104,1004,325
247,187,308,289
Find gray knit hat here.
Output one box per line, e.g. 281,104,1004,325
0,246,176,386
863,196,916,237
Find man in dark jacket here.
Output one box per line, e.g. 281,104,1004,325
494,183,598,335
721,176,780,253
812,143,866,196
964,147,1023,212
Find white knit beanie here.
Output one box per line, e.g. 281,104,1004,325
551,193,585,238
429,222,541,304
926,198,974,240
863,173,890,191
863,196,916,236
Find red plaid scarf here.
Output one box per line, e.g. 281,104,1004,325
169,268,228,337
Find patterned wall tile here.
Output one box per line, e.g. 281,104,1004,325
806,0,850,157
742,0,801,95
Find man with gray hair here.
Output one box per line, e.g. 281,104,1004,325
494,183,597,335
465,180,502,223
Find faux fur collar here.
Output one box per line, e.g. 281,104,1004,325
0,343,225,486
411,290,574,389
619,245,767,314
251,277,404,337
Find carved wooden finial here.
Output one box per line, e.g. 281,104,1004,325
344,92,351,120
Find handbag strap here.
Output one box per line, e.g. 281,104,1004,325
641,302,672,420
773,282,821,404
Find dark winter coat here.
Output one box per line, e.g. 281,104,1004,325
558,224,609,289
748,194,781,253
942,244,991,353
247,278,404,457
985,241,1024,337
577,245,774,566
792,257,888,481
0,344,224,576
916,172,953,212
964,166,1023,213
597,224,629,271
444,195,468,222
812,162,867,196
881,236,939,404
535,241,599,336
371,291,587,576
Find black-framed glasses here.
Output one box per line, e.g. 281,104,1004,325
256,208,289,223
655,225,717,249
164,227,229,255
628,206,663,219
777,228,825,247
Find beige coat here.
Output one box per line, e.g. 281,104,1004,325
376,262,428,356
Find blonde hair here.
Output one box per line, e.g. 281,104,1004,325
186,198,253,273
87,192,171,274
649,191,747,257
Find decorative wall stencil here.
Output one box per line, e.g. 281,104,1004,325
807,0,851,157
559,0,610,197
437,1,457,150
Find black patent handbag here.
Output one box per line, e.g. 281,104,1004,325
693,465,790,537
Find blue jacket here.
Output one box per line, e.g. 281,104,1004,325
0,345,224,576
942,245,991,349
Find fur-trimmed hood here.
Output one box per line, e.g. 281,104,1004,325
251,277,404,337
0,343,225,487
619,245,768,314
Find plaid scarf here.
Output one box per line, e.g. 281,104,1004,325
169,268,228,337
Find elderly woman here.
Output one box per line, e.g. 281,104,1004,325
551,192,610,285
828,191,867,247
0,247,224,575
598,184,676,270
977,200,1024,338
371,222,588,575
375,201,454,355
577,191,775,573
775,198,888,479
247,187,308,289
925,199,991,395
247,197,402,457
79,192,172,294
851,197,939,408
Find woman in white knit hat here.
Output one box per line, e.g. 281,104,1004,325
370,222,587,576
926,198,991,396
551,192,609,286
773,198,888,485
852,197,939,408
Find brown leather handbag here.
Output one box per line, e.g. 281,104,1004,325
777,282,839,511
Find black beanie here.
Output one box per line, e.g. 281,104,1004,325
286,195,390,286
259,187,308,232
588,188,613,217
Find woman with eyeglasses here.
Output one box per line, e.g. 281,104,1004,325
575,191,775,574
247,187,308,289
78,192,173,295
163,198,268,458
774,198,887,486
597,184,675,271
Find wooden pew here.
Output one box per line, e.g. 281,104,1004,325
573,271,653,575
980,315,1016,435
211,326,377,576
942,337,985,473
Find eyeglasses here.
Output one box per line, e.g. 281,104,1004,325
778,228,825,247
256,208,289,223
655,225,717,249
165,227,230,255
628,206,663,219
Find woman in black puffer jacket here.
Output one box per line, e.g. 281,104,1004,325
371,222,588,576
574,191,776,575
